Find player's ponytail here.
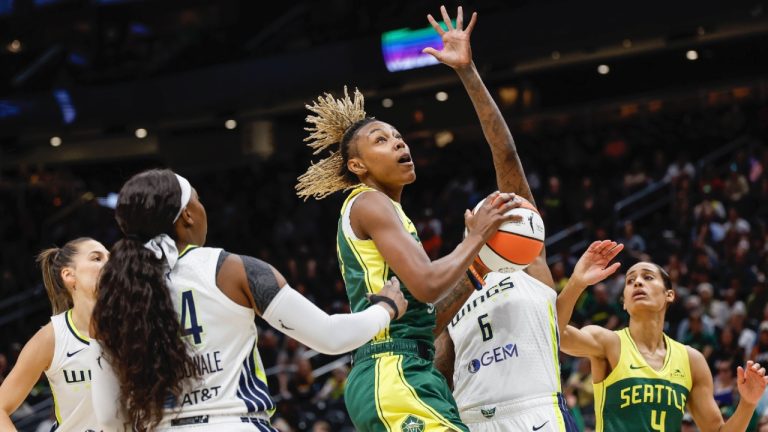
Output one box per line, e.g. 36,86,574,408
37,238,91,314
93,169,197,431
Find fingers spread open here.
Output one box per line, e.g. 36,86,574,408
440,5,454,31
427,14,444,35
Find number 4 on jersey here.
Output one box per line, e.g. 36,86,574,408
651,409,666,432
180,290,204,345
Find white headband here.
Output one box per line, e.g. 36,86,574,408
143,173,193,270
174,173,192,222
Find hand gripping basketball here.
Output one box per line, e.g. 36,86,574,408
464,191,522,242
468,192,547,273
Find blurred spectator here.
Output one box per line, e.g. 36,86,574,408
542,176,566,231
623,159,650,194
665,153,696,183
751,322,768,364
729,303,757,361
681,310,718,362
747,282,768,324
313,365,348,405
676,296,716,341
551,261,569,292
723,207,751,235
713,359,736,408
723,165,750,205
585,283,621,330
416,208,443,259
565,358,595,430
311,420,332,432
697,283,727,328
713,326,746,367
618,221,647,261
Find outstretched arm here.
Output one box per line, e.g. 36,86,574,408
688,354,768,432
424,6,533,203
217,253,408,354
425,6,551,288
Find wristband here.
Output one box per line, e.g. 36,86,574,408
368,295,399,320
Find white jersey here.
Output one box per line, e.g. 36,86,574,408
160,246,275,427
47,310,99,432
447,271,562,414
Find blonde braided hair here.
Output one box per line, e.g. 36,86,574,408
296,87,371,200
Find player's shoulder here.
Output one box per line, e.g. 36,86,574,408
584,325,620,345
351,190,401,223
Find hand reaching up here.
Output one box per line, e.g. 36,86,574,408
571,240,624,287
423,5,477,70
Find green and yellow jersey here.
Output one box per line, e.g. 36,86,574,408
594,328,692,432
336,185,435,345
338,185,467,432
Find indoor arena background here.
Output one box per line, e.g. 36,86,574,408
1,1,768,431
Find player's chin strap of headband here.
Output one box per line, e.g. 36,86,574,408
142,173,192,270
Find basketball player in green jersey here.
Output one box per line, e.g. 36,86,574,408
297,7,524,431
557,261,768,432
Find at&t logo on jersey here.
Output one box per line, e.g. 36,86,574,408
467,342,519,373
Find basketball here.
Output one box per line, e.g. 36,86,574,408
471,195,546,273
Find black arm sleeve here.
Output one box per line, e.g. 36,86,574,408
216,251,281,313
242,255,281,313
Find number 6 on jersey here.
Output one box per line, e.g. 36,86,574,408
478,313,493,341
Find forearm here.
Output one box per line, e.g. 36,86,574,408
718,399,757,432
433,275,475,336
456,63,533,201
262,285,390,354
433,330,456,390
418,234,485,302
0,412,16,432
556,276,588,335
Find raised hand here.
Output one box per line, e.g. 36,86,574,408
423,5,477,70
736,360,768,405
571,240,624,287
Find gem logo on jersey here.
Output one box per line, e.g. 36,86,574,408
400,415,425,432
467,342,519,374
481,407,496,419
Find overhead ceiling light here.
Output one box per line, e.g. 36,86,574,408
686,50,699,61
622,39,632,48
382,98,394,108
135,128,148,139
597,64,610,75
50,136,62,147
435,91,448,102
551,51,561,60
224,119,237,130
7,39,21,53
435,130,454,148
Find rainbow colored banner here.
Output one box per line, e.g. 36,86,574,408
381,22,450,72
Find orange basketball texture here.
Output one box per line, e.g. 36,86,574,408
471,195,545,273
